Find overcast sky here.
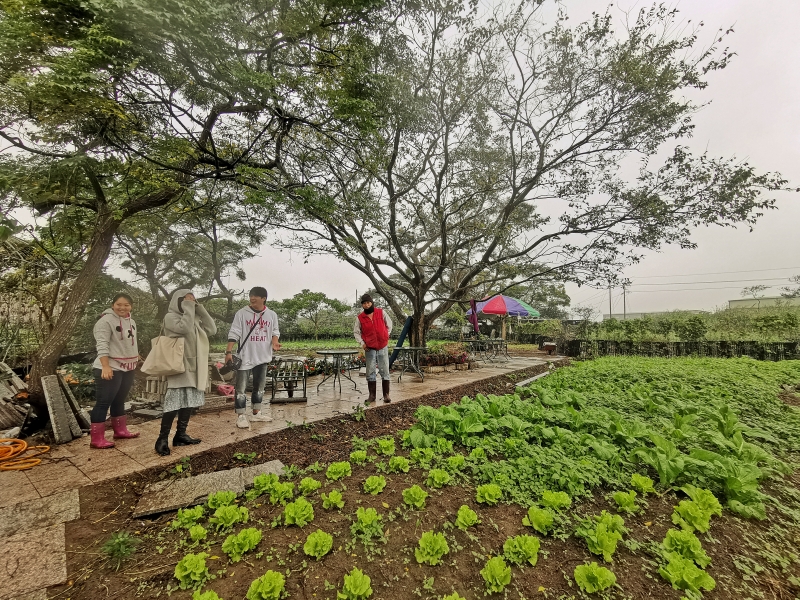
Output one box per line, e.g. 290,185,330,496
243,0,800,315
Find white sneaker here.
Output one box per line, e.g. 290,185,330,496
250,410,273,423
236,414,251,429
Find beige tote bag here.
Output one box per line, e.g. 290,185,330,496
141,327,185,376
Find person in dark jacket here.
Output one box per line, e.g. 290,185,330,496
353,293,393,404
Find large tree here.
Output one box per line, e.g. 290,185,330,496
259,0,788,345
0,0,383,399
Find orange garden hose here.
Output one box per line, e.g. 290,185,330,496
0,439,50,471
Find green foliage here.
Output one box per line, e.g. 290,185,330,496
522,507,554,535
268,482,295,506
189,525,207,543
541,490,571,510
283,497,315,527
337,567,373,600
410,447,436,468
327,461,353,480
299,477,322,496
303,529,334,560
209,506,249,532
374,437,396,456
503,535,540,566
192,591,223,600
659,553,716,595
476,484,503,505
612,490,638,514
480,556,512,593
388,456,411,473
632,435,686,486
426,468,452,488
402,485,429,510
672,487,722,533
248,474,279,500
415,531,450,566
662,529,711,568
174,552,212,590
576,512,626,563
246,571,285,600
101,531,139,570
207,491,237,509
172,506,205,530
574,562,617,594
321,490,345,510
630,473,656,494
445,454,466,472
350,507,384,546
439,594,466,600
222,528,262,563
350,451,368,465
455,505,480,530
362,475,386,495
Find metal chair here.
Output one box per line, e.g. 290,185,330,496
271,358,307,403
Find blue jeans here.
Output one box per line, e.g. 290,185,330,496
365,346,390,382
234,363,269,414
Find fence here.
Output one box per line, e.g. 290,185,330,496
564,340,800,362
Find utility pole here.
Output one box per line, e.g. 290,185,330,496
608,286,612,320
623,285,626,320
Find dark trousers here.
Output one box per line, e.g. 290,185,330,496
91,368,135,423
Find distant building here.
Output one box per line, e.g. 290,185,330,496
728,297,800,309
602,310,706,321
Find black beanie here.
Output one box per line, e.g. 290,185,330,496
360,293,373,304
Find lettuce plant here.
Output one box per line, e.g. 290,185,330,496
388,456,410,473
410,447,435,468
221,527,262,563
172,506,205,530
445,454,466,472
268,481,295,506
338,567,372,600
672,486,722,533
469,447,486,460
209,505,249,532
252,473,279,495
659,553,716,595
207,491,237,509
503,535,540,566
283,497,314,527
246,571,285,600
476,484,502,505
363,475,386,495
455,505,480,530
375,437,396,456
402,485,429,510
189,524,207,543
415,531,450,565
661,530,711,568
350,507,384,545
541,490,571,510
630,473,656,494
192,591,222,600
321,490,345,510
174,552,212,590
522,506,554,535
440,594,466,600
427,468,452,488
349,451,368,465
303,529,334,560
574,562,616,593
612,490,638,514
327,461,353,480
299,477,322,496
576,512,625,563
480,556,512,593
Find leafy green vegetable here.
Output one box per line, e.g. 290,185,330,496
283,497,314,527
349,451,368,465
402,484,429,510
659,553,716,594
476,484,502,505
541,490,571,510
338,567,372,600
209,506,249,532
321,490,345,510
522,506,554,535
363,475,387,495
426,468,452,488
174,552,212,590
576,512,626,563
245,570,285,600
299,477,322,496
247,473,279,501
374,437,396,456
327,461,353,480
672,486,722,533
439,594,466,600
662,529,711,568
415,531,450,565
192,591,222,600
574,562,616,594
630,473,656,494
612,490,638,514
207,491,237,509
303,529,333,560
388,456,410,473
172,506,205,530
455,505,480,530
350,507,384,546
503,535,540,566
632,435,686,486
410,447,435,468
222,527,262,562
268,481,295,506
189,525,207,542
445,454,466,472
480,556,512,593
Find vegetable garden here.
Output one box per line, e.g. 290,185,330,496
70,357,800,599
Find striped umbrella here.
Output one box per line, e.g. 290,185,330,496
466,295,541,317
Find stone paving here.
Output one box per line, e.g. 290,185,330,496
0,354,556,600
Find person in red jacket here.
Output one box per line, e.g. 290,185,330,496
353,293,393,404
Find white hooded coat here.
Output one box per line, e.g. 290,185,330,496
163,289,217,390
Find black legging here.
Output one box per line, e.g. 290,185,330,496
91,369,136,423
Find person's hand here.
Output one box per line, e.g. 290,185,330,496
101,365,114,380
360,342,366,349
272,340,281,352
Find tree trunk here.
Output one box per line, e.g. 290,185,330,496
410,310,427,347
27,214,120,408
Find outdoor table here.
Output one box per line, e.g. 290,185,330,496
464,338,492,362
315,349,360,392
487,338,510,361
395,346,426,382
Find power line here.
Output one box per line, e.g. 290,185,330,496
630,285,787,293
630,266,800,279
629,276,794,287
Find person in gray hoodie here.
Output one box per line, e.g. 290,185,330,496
155,288,217,456
90,293,141,449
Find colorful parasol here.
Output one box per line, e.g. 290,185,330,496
466,295,541,317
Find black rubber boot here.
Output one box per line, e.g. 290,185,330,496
155,411,176,456
173,407,201,446
366,380,377,406
382,379,391,403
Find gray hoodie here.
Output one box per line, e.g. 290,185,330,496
92,308,139,371
163,289,217,390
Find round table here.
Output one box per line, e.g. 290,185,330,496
315,349,361,392
394,346,426,382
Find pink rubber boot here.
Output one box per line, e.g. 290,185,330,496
90,423,115,449
111,416,140,439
